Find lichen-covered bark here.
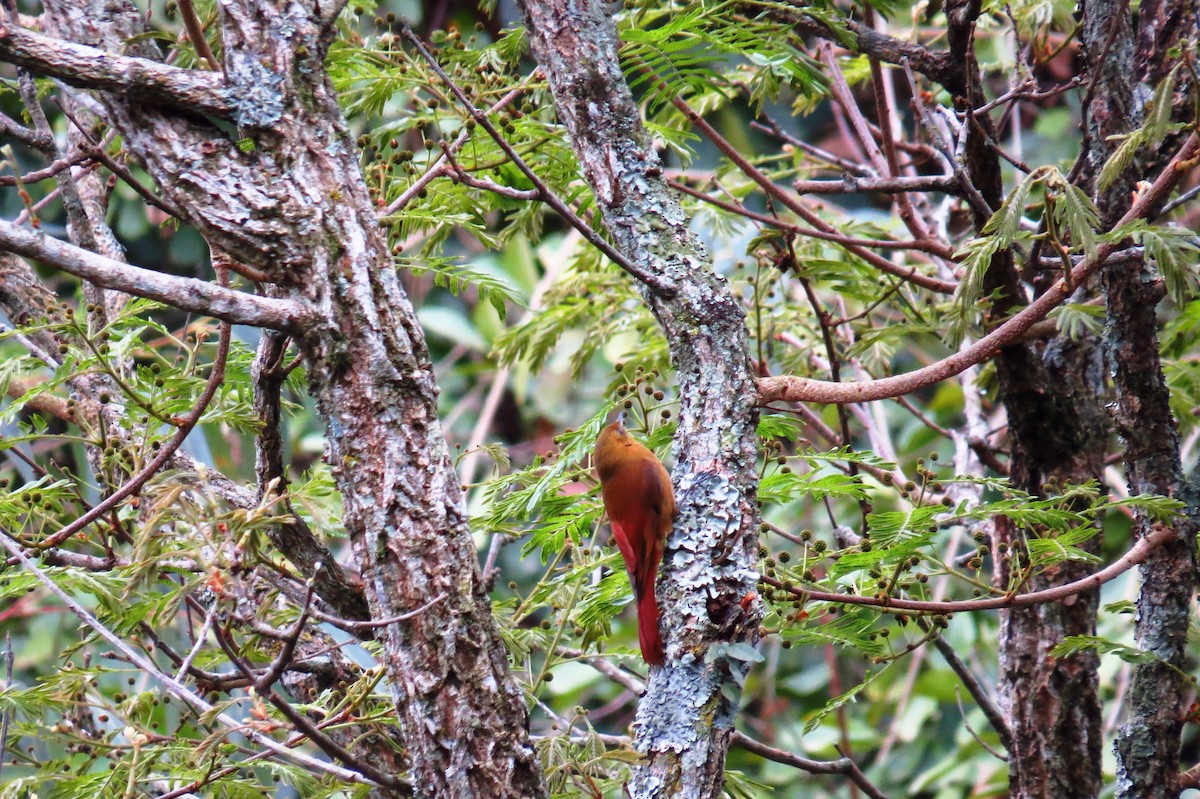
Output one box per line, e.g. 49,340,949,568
24,1,546,796
517,3,761,798
1079,1,1200,795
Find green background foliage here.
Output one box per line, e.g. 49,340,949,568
2,0,1199,796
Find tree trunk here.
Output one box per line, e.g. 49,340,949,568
19,0,547,795
1080,1,1200,796
941,2,1108,793
518,2,763,797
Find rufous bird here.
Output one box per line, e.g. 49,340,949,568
593,416,675,666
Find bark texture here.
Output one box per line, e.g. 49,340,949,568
518,3,762,797
7,0,546,795
1081,2,1200,795
937,0,1108,793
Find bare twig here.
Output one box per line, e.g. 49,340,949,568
309,592,447,630
175,605,219,683
921,618,1012,749
176,0,219,70
751,118,872,176
439,142,539,199
819,41,934,244
254,584,316,693
0,633,11,783
974,75,1086,115
793,174,960,195
902,59,995,219
0,151,93,187
53,98,188,222
0,109,52,149
730,733,889,799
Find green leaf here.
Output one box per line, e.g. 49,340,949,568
803,665,890,733
951,168,1043,338
402,256,526,320
1051,635,1159,665
1098,66,1183,193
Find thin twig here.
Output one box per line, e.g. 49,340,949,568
175,604,218,683
820,41,933,245
751,118,873,175
973,74,1085,115
763,522,1176,613
309,592,447,630
399,26,672,296
921,618,1012,749
175,0,220,70
731,733,889,799
54,98,188,222
0,632,11,783
9,270,234,556
793,174,960,195
0,532,381,785
254,583,316,693
0,151,93,186
439,142,539,199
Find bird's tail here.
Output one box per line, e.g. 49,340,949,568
637,589,665,666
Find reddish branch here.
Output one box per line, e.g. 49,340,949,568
671,97,958,292
0,151,92,186
758,132,1200,405
762,522,1176,614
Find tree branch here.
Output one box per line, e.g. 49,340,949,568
730,733,888,799
784,8,957,87
0,221,308,331
0,21,231,118
793,174,961,195
758,131,1200,404
762,522,1176,613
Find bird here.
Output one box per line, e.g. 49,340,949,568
593,416,675,666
